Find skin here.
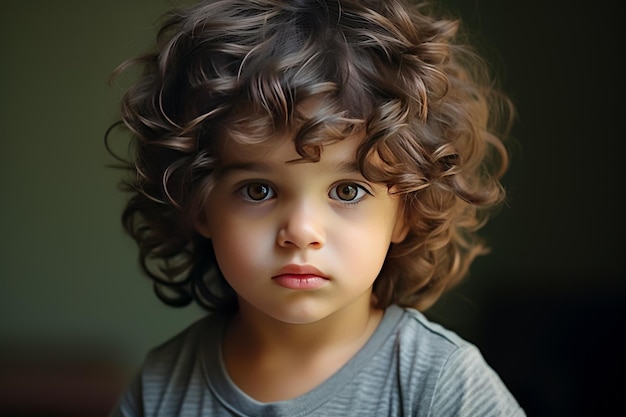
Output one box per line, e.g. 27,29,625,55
196,132,407,401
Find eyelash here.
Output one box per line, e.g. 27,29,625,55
236,181,371,205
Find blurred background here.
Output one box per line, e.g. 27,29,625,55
1,1,623,416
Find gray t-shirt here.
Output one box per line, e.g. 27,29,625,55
110,305,525,416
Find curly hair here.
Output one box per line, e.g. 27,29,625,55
107,0,514,313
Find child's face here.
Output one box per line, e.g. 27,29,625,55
196,133,407,324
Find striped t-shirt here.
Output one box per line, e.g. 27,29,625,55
110,305,526,416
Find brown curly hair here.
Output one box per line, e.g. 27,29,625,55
107,0,514,313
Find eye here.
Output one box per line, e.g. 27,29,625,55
329,182,369,203
239,182,275,202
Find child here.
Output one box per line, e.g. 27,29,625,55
108,0,525,415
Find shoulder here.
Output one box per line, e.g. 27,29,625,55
108,314,223,416
142,313,223,375
112,314,226,416
389,306,526,416
389,306,473,363
141,315,223,401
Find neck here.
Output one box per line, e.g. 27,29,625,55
227,295,383,359
220,293,384,402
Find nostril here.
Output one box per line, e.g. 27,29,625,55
277,237,323,249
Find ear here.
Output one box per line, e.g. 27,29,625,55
391,202,409,243
388,190,409,243
193,212,212,239
391,218,409,243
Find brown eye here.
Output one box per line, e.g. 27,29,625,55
337,184,357,200
330,182,368,203
241,182,274,201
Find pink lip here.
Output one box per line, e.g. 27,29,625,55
272,265,329,290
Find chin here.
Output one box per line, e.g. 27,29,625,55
266,301,333,325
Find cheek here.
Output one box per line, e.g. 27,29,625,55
332,220,393,274
210,220,274,280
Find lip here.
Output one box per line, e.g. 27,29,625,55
272,265,329,290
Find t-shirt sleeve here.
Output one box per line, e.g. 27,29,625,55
108,372,144,417
429,344,526,417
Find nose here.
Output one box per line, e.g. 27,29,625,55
277,201,326,249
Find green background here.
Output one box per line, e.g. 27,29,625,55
1,0,205,371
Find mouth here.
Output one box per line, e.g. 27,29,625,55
272,265,329,290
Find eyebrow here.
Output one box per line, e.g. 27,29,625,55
217,159,362,177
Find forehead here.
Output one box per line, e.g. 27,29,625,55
217,132,364,171
218,132,293,164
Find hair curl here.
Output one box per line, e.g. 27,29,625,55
106,0,515,312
